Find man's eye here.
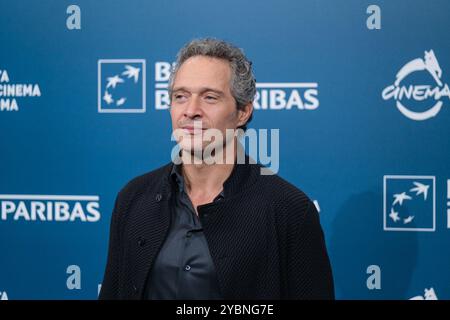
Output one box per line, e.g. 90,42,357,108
205,96,217,101
174,94,186,100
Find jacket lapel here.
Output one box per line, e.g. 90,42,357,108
126,164,174,298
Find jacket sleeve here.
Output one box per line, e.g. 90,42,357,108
286,200,335,299
98,191,125,300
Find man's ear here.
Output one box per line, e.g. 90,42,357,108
237,102,253,127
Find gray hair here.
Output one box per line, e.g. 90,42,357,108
168,38,256,130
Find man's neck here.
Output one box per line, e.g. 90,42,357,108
180,143,237,196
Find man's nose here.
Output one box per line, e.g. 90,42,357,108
184,95,203,118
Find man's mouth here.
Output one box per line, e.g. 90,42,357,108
181,126,207,134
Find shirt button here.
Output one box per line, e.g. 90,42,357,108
137,237,146,246
184,265,191,271
155,193,162,202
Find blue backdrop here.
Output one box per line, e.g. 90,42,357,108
1,0,449,300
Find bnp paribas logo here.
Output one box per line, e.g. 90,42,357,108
97,59,146,113
153,61,319,111
383,175,435,232
382,50,449,121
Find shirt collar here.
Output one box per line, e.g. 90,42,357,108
170,163,225,200
162,152,258,200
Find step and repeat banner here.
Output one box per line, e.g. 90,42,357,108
1,0,449,300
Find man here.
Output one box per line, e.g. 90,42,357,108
99,38,334,300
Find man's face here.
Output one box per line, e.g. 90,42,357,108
170,56,248,154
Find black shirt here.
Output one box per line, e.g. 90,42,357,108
145,164,223,299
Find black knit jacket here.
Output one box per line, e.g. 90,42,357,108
99,158,335,300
